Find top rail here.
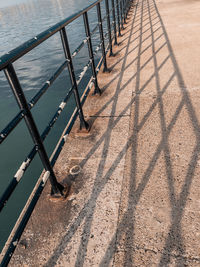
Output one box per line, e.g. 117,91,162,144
0,0,102,71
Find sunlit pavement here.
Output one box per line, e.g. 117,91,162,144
10,0,200,266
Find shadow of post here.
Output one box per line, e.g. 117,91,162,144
44,0,200,266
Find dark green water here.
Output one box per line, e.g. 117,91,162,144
0,0,108,252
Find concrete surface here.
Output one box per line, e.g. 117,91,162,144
9,0,200,266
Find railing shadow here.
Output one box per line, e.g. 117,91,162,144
100,0,200,266
43,2,139,266
43,0,200,266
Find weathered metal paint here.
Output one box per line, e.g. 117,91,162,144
42,171,50,186
63,134,68,142
0,0,104,71
14,159,30,182
12,241,18,247
59,102,66,110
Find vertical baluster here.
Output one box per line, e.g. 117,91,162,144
105,0,114,56
83,12,101,95
123,0,126,24
116,0,122,36
126,0,129,19
4,63,65,198
96,3,109,72
120,0,124,30
128,0,132,12
60,27,89,131
111,0,117,45
125,0,129,18
122,0,124,23
124,0,127,19
121,0,124,24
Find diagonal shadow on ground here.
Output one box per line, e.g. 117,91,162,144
99,0,200,266
43,0,200,266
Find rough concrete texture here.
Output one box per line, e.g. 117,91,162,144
9,0,200,266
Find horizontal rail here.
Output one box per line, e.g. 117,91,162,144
0,36,105,210
0,0,103,71
29,61,68,107
0,32,103,145
0,60,68,144
0,0,114,144
0,110,25,144
71,22,100,59
0,86,74,212
0,0,121,208
0,0,118,203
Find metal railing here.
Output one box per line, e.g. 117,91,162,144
0,0,132,265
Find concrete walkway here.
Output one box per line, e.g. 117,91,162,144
10,0,200,266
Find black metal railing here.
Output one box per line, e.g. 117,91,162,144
0,0,132,265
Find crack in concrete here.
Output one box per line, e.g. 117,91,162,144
88,115,131,118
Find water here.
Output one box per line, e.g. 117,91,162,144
0,0,109,253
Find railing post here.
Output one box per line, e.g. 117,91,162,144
126,0,129,15
96,3,109,72
111,0,118,45
116,0,122,36
83,11,101,95
120,0,124,30
123,0,126,24
60,27,89,131
128,0,132,12
4,63,66,198
105,0,114,56
124,0,126,19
